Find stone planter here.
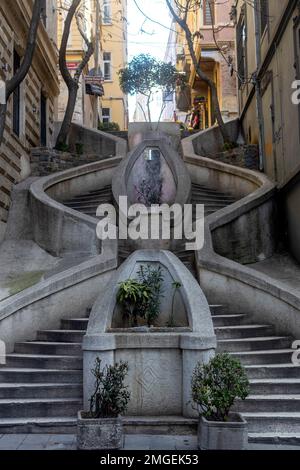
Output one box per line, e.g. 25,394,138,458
77,412,124,450
198,413,248,450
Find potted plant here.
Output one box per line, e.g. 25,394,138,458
77,358,130,450
191,353,250,450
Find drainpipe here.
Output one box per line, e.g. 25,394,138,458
253,0,266,171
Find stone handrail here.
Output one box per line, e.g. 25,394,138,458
182,124,300,338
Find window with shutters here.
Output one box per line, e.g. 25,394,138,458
236,8,247,88
203,0,215,26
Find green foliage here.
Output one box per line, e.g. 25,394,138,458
116,264,164,327
75,142,84,156
118,53,185,97
99,121,120,132
137,265,164,327
191,353,250,422
89,358,130,419
55,142,70,152
117,279,151,327
222,141,238,151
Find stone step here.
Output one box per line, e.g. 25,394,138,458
209,305,227,315
250,379,300,394
0,383,82,399
231,349,293,365
14,341,83,356
123,415,198,436
242,412,300,433
245,364,300,379
65,203,102,210
0,417,77,434
248,432,300,445
212,314,248,326
0,369,83,384
0,398,82,418
215,324,274,340
36,330,86,343
217,337,292,353
61,319,89,331
2,354,82,370
191,196,235,203
234,395,300,413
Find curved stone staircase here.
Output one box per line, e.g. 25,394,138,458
1,179,299,444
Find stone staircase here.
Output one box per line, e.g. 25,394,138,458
213,306,300,445
0,305,299,444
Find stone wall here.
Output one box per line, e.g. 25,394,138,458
30,148,109,177
208,145,259,171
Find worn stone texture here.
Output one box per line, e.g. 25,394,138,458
198,414,248,450
77,414,123,450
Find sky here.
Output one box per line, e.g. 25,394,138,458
126,0,172,120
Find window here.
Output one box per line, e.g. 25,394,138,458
103,52,112,80
236,9,247,88
13,50,21,136
102,108,111,124
260,0,269,37
102,0,112,24
203,0,215,26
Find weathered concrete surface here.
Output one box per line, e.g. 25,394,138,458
248,251,300,292
190,119,240,157
198,414,248,450
0,251,117,352
128,123,181,151
53,122,128,158
77,413,123,450
30,158,121,257
182,122,300,338
83,250,216,418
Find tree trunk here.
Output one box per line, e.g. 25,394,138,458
0,0,43,147
165,0,231,143
55,84,78,148
55,0,94,148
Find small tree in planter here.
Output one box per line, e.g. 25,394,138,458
191,353,250,450
77,358,130,450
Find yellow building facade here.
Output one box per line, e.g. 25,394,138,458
57,0,128,131
0,0,60,241
100,0,128,130
57,0,101,129
173,0,237,129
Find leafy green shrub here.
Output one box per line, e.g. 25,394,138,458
99,122,120,132
116,264,164,327
191,353,249,422
55,142,70,152
137,265,164,326
222,141,238,152
117,279,150,327
75,142,84,156
89,358,130,419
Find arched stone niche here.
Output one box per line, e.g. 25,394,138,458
83,250,216,418
112,135,191,208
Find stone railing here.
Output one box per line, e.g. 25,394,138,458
182,122,300,338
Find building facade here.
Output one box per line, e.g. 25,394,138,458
57,0,102,130
0,0,60,241
100,0,128,130
234,0,300,261
167,0,238,129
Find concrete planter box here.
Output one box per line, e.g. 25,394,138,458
198,413,248,450
77,412,124,450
